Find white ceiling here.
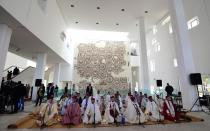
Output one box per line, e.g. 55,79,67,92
0,7,66,67
57,0,169,40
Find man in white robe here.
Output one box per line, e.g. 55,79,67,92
81,93,91,114
61,94,72,115
120,99,128,123
83,97,102,124
36,96,58,127
155,95,164,112
126,95,145,124
58,93,68,115
145,96,164,122
141,94,148,111
115,92,122,110
95,90,101,106
104,96,120,124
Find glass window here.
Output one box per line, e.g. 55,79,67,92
162,16,171,26
155,42,160,52
169,23,173,34
188,16,199,30
150,60,155,72
173,58,178,67
152,39,157,45
153,25,157,35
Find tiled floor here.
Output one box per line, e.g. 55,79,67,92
0,102,210,131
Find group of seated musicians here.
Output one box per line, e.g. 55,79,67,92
36,92,181,127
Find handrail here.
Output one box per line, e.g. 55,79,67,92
3,65,24,72
10,66,35,80
2,66,35,84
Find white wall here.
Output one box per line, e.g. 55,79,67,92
130,56,140,67
4,52,28,69
48,70,54,84
183,0,210,74
145,0,210,94
0,0,72,64
59,63,73,82
12,67,35,85
146,18,179,94
44,63,73,86
131,67,139,92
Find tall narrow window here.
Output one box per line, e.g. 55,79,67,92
173,58,178,67
188,16,199,30
150,60,155,72
152,39,157,45
155,42,160,52
169,23,173,34
153,25,157,35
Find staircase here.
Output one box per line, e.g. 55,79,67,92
3,66,24,79
3,66,35,85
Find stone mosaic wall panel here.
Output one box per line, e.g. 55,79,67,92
74,41,129,92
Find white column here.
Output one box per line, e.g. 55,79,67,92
0,24,12,87
138,17,150,92
53,63,61,87
32,53,47,101
169,0,197,109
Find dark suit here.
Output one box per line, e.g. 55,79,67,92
47,86,54,99
86,86,93,96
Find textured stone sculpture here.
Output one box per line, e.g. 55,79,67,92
75,41,129,92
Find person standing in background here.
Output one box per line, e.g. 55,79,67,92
19,82,27,111
35,84,45,106
7,71,12,80
86,84,93,96
47,83,54,99
64,83,68,94
165,83,174,96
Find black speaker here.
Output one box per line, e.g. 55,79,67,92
156,80,162,87
35,79,42,87
189,73,202,85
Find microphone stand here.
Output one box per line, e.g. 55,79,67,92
135,103,145,128
114,103,119,127
93,104,96,128
138,109,145,128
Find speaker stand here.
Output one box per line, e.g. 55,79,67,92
189,85,210,115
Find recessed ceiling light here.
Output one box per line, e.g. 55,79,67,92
121,9,125,12
145,11,148,13
70,4,75,7
75,21,79,24
97,7,100,10
96,22,99,25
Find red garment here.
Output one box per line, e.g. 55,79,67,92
62,102,81,125
162,101,180,121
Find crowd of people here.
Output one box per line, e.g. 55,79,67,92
0,80,29,113
35,82,60,107
35,83,181,127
